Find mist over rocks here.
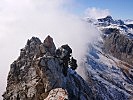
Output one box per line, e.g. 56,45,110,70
3,15,133,100
3,36,94,100
0,1,100,98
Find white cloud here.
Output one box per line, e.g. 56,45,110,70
85,7,110,19
0,0,100,99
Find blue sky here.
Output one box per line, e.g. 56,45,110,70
73,0,133,19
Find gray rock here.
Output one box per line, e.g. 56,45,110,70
103,29,133,65
3,36,94,100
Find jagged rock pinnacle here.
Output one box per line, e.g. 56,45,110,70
3,36,94,100
43,35,54,48
43,35,56,55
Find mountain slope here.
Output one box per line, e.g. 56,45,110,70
85,16,133,100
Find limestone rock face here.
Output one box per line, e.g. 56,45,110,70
3,36,94,100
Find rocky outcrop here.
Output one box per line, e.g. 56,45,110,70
98,16,124,26
103,29,133,65
3,36,94,100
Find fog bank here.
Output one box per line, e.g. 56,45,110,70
0,0,100,99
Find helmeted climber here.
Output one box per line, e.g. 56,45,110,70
55,44,78,76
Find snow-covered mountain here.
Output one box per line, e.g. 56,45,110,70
85,16,133,99
87,16,133,34
124,19,133,24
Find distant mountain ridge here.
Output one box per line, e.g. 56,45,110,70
97,16,124,26
87,16,133,27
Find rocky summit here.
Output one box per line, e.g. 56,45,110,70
2,36,94,100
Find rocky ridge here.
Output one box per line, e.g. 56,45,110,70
3,36,94,100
